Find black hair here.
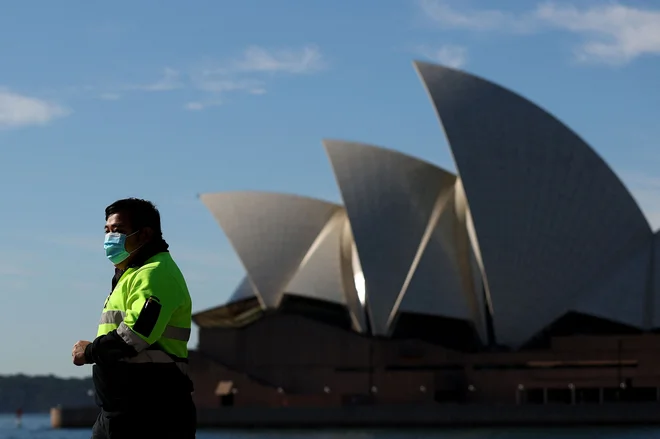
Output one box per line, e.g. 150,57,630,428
105,198,163,239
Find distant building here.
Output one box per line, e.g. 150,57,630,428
187,61,660,409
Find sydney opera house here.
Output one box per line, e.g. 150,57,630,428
187,61,660,409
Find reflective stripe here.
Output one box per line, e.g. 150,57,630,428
161,326,191,342
117,322,150,352
103,313,190,342
121,350,189,376
99,310,124,325
122,349,174,363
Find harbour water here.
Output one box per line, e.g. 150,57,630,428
2,414,660,439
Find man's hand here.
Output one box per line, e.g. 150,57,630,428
72,340,91,366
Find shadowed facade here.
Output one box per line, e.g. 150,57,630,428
415,61,653,347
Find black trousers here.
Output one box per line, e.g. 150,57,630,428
91,399,196,439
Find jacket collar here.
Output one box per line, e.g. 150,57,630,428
111,239,170,291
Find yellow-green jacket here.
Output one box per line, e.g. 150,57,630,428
84,251,194,412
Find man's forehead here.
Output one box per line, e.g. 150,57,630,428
106,212,131,228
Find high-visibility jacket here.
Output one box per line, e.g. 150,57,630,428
85,251,194,412
97,251,192,360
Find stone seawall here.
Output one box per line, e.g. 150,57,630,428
51,404,660,429
50,406,99,428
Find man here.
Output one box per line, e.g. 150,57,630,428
71,198,196,439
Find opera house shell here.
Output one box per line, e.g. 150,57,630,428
194,61,658,352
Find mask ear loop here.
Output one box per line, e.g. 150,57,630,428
126,229,146,256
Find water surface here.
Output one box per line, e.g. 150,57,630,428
1,414,659,439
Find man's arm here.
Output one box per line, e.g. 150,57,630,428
84,330,138,365
84,267,181,365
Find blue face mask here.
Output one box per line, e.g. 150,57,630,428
104,231,140,265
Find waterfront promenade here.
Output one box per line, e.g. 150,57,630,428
51,403,660,429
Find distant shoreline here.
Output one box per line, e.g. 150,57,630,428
0,375,94,413
0,410,50,414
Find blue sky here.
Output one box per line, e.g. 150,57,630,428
1,0,659,377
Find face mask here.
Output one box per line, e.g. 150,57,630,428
104,231,140,265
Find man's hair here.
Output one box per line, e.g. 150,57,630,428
105,198,163,238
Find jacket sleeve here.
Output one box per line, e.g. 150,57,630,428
84,267,181,365
115,267,182,352
85,330,137,365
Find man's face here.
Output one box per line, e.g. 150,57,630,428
105,212,144,267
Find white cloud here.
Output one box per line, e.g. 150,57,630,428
191,76,265,94
47,45,323,111
418,0,660,65
98,92,121,101
134,67,183,91
418,44,468,68
0,89,70,130
182,44,322,111
232,44,326,74
419,0,536,33
536,3,660,65
184,101,206,111
160,45,323,101
183,101,224,111
82,68,181,100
